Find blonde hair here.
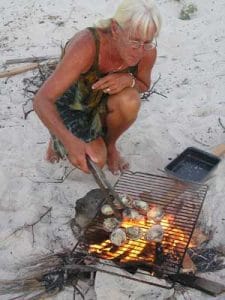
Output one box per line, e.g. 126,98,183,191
95,0,162,39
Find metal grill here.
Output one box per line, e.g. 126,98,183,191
74,171,208,288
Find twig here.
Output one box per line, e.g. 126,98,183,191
218,117,225,133
141,74,167,101
22,99,34,120
73,284,85,300
9,207,52,245
5,56,59,65
25,167,76,184
152,91,167,98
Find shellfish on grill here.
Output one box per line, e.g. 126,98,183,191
133,199,149,214
101,204,114,216
113,194,134,209
145,224,164,242
147,205,164,222
122,208,144,221
126,226,143,240
110,228,127,246
103,217,120,232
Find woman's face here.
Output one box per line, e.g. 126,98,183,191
113,21,157,66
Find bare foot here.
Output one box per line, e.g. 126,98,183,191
107,146,129,175
45,140,60,163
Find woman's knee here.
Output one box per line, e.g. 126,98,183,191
86,137,107,168
108,87,141,121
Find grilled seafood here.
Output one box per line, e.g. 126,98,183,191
125,226,143,240
122,208,144,221
147,205,164,222
103,217,120,232
110,228,127,246
101,204,114,216
133,199,149,214
113,194,134,209
145,224,164,242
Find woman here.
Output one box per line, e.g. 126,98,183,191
34,0,161,174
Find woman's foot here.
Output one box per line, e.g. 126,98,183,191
45,140,60,163
107,145,129,175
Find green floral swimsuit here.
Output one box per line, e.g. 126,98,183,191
52,27,137,158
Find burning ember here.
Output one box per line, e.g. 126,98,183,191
88,195,189,267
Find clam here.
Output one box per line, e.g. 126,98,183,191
101,204,114,216
147,205,164,222
145,224,164,242
133,199,149,214
110,228,127,246
103,217,120,232
113,194,134,209
126,226,143,240
122,208,144,221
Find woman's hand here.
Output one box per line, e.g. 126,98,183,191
92,73,133,95
66,137,90,173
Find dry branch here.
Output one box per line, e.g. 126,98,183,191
0,60,58,79
5,56,59,65
141,74,167,101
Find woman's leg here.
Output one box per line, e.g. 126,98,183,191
106,87,141,174
85,136,107,168
46,136,107,169
46,139,60,163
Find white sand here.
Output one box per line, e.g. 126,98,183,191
0,0,225,299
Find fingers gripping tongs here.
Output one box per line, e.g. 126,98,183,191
86,156,125,220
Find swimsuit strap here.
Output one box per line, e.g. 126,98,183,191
87,27,101,73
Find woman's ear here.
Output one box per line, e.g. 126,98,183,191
110,19,120,39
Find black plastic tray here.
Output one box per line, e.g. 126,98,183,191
165,147,221,183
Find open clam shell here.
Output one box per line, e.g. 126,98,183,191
126,226,143,240
101,204,114,216
110,228,127,246
145,224,164,242
133,199,149,214
147,205,164,222
113,194,134,209
103,217,120,232
122,208,144,221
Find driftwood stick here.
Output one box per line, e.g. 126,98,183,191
0,60,58,79
0,63,39,78
5,56,59,65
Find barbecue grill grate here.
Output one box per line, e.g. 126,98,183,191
73,171,208,288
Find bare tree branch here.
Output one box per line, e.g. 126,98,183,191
141,74,167,101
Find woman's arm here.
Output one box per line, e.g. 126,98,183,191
33,29,96,172
92,48,157,94
134,47,157,93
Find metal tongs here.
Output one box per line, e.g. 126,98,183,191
86,156,125,219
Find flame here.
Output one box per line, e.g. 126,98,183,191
89,212,190,264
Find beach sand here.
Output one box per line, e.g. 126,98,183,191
0,0,225,299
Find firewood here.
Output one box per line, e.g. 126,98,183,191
5,56,59,65
0,60,58,79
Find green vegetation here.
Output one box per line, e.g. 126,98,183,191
179,3,198,20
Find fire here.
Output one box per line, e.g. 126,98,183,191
88,213,190,264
